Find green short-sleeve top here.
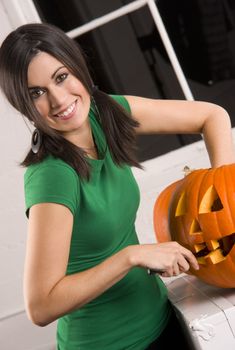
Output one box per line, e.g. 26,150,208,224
24,95,171,350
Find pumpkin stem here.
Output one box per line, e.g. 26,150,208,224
183,165,194,177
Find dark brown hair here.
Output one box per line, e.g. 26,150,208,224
0,23,141,179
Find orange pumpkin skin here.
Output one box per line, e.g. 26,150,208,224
153,164,235,288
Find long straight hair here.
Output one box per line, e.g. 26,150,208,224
0,23,141,179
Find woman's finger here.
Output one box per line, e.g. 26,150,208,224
177,255,190,272
180,247,199,270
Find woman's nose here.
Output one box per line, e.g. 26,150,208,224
49,86,66,109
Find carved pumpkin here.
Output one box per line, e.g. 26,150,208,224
153,164,235,288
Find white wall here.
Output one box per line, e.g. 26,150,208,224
0,1,57,349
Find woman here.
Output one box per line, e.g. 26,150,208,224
0,23,234,350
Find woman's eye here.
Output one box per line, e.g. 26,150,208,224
56,73,68,83
29,88,45,99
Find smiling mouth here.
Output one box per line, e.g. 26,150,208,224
194,232,235,264
54,101,76,119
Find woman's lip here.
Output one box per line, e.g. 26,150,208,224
54,101,77,121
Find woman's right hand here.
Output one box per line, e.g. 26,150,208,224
129,242,199,277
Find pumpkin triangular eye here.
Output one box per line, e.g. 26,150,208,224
175,191,187,216
199,185,223,213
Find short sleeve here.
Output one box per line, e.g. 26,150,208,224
109,95,131,114
24,162,79,218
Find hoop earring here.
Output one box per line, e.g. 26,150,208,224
31,128,42,154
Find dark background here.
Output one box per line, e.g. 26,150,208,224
33,0,235,161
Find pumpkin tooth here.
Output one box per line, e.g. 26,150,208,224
206,240,220,251
205,249,225,265
193,243,206,253
197,256,206,265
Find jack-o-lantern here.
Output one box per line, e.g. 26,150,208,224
153,164,235,288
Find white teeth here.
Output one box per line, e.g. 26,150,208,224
57,102,75,118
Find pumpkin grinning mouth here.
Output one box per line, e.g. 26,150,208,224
194,232,235,264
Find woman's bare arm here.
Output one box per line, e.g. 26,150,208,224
125,96,235,167
24,202,198,327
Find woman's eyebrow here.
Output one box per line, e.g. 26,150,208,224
51,65,65,79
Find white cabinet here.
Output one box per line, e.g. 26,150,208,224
167,275,235,350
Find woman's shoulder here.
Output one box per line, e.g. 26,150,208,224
24,155,78,184
24,155,80,218
109,94,131,113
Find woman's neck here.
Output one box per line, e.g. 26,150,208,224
61,120,98,159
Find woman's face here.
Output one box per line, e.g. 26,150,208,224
27,51,91,140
